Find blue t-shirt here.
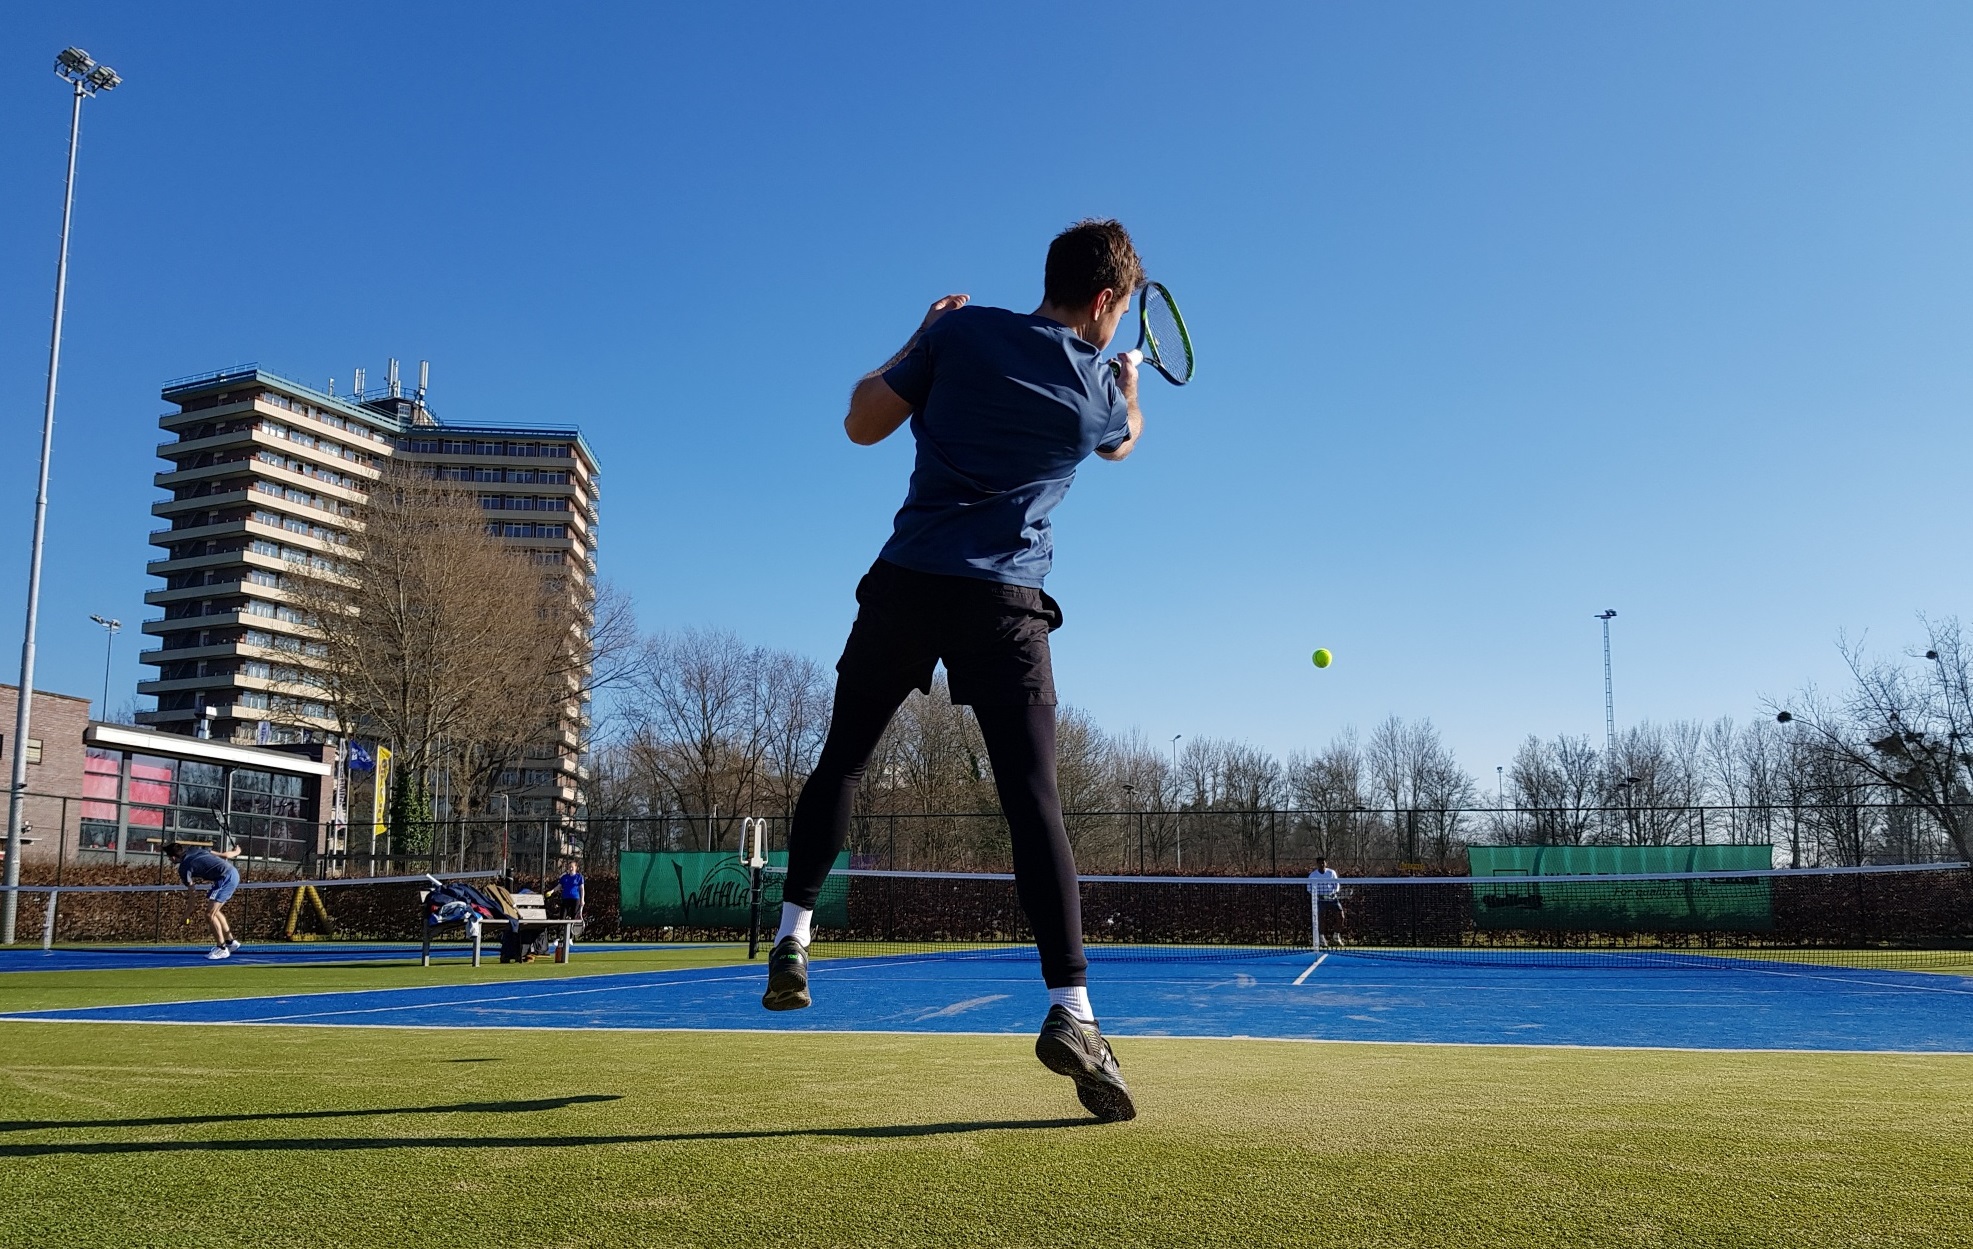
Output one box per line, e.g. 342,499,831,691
878,305,1132,587
558,871,584,902
177,848,234,886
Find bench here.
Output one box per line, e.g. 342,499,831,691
420,889,583,968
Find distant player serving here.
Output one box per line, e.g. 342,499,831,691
163,841,243,960
763,219,1147,1122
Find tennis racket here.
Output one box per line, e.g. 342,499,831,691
1112,281,1195,386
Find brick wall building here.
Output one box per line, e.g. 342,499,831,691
0,684,92,866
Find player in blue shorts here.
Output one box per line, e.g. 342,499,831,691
763,220,1147,1122
163,841,243,960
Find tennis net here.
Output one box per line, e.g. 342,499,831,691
746,862,1973,970
2,871,499,951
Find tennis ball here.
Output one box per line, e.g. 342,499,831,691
1312,648,1332,669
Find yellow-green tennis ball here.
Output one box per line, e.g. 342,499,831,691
1312,648,1332,669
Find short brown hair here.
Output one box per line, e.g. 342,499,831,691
1044,219,1144,309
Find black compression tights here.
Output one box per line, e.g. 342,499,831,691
781,692,1088,989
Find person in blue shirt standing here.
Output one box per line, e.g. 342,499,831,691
762,220,1147,1122
163,841,243,960
550,861,584,921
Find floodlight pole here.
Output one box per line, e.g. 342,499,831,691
1170,734,1182,870
1595,610,1618,758
90,615,120,719
5,51,118,945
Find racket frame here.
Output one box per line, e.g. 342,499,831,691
1131,281,1194,386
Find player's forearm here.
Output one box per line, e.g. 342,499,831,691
844,376,913,445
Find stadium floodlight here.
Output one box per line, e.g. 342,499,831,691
89,615,121,720
4,49,123,945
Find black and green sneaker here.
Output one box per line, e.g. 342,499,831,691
761,936,810,1011
1035,1005,1136,1122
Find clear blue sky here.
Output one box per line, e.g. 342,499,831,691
5,3,1972,778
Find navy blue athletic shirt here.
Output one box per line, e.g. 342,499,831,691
177,847,233,886
879,305,1131,587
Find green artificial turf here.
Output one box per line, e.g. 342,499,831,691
0,946,748,1014
4,1018,1972,1248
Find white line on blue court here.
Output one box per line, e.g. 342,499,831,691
1293,953,1329,985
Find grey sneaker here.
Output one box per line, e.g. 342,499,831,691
1035,1005,1136,1122
225,938,242,952
761,937,810,1011
205,947,231,961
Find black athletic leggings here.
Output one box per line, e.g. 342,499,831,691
781,691,1087,989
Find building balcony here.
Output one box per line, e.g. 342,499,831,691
158,428,384,480
137,675,240,696
152,492,252,523
154,460,262,490
145,580,244,607
158,398,257,432
139,642,242,666
142,610,315,638
147,577,302,609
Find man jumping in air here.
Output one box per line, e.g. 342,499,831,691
763,219,1146,1122
163,841,243,960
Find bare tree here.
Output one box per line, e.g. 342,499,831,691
622,628,775,842
1285,731,1366,865
1367,717,1474,866
1781,619,1973,866
1503,733,1601,845
757,652,831,821
287,461,593,848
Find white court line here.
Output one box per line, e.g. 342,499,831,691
0,960,757,1017
3,1014,1969,1056
223,970,770,1024
1293,953,1329,985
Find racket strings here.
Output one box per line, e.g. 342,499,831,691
1141,286,1193,382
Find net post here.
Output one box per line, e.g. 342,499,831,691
41,888,57,952
1307,873,1320,951
744,817,766,959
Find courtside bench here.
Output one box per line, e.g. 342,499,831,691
419,889,582,967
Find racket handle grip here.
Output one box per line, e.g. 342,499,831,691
1125,350,1144,366
1109,349,1144,377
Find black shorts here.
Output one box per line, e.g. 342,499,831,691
835,560,1063,707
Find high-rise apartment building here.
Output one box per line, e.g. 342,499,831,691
139,362,599,818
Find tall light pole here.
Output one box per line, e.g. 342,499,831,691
1595,610,1618,759
1170,734,1182,871
89,615,119,719
4,49,120,945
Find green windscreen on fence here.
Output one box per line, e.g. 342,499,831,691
618,851,848,930
1464,844,1777,934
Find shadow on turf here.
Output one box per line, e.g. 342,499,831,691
0,1094,621,1133
0,1116,1098,1156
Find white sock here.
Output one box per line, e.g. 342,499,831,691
775,902,812,947
1048,986,1094,1022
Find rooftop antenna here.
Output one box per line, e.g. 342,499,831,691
416,359,429,403
1595,609,1618,757
387,357,400,399
353,366,366,397
327,377,336,397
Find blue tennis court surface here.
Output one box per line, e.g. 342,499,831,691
7,950,1973,1053
0,942,658,974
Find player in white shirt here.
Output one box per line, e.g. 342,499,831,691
1309,856,1345,948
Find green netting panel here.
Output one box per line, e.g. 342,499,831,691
618,851,848,930
1465,845,1775,933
